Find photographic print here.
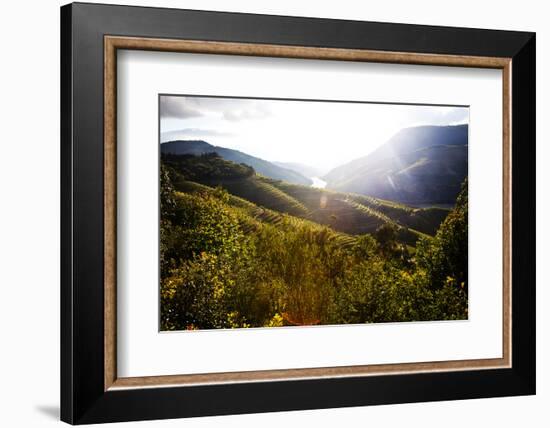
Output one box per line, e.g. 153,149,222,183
159,95,469,331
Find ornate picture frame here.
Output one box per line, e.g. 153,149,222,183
61,2,535,424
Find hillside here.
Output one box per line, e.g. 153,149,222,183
160,152,468,330
163,153,309,217
323,125,468,204
267,179,446,239
161,140,312,186
163,153,450,245
172,178,358,250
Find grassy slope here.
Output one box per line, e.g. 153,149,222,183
173,173,309,218
346,193,450,235
166,154,450,245
267,179,446,239
162,140,313,185
173,179,358,249
174,176,445,246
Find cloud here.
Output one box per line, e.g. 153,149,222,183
222,103,271,122
160,97,204,119
440,107,469,124
161,128,234,143
407,106,469,126
160,95,272,121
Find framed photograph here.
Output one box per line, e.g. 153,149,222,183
61,2,535,424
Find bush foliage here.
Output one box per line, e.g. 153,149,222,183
160,161,468,330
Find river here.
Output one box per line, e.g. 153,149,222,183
310,177,327,189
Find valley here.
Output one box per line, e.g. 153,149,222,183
159,123,469,330
162,152,449,246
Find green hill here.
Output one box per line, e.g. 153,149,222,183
171,178,358,250
163,153,450,245
161,140,312,186
165,153,309,218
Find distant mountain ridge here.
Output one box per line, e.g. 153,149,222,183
161,140,312,186
273,161,326,179
323,125,468,204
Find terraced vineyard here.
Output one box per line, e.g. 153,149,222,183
166,153,449,246
173,177,359,249
222,178,310,218
265,177,448,241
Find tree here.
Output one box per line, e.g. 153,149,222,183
373,223,408,262
160,190,250,330
160,164,177,277
416,179,468,293
353,234,378,260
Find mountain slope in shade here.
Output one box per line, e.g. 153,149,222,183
323,125,468,204
161,140,312,186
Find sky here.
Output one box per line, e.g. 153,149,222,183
160,95,469,172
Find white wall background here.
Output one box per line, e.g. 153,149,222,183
0,0,546,426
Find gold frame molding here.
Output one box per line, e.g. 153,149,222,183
104,35,512,391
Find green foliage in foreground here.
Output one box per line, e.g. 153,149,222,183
160,163,468,330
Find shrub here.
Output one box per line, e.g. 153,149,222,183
416,179,468,292
159,158,469,329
